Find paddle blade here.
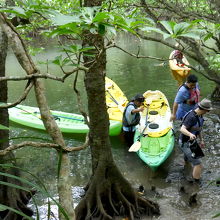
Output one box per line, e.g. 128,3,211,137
118,105,125,113
128,141,141,152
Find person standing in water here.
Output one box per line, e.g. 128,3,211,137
179,98,213,184
122,94,145,147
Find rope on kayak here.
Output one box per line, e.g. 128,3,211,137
50,114,84,122
33,111,84,122
15,106,84,122
14,106,42,120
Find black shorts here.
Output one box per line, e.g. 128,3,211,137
178,140,201,166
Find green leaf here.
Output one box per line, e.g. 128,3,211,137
129,20,145,28
163,33,172,40
212,212,220,218
80,46,95,52
145,17,155,25
81,7,96,24
51,14,80,25
0,165,69,219
48,23,80,37
0,124,9,130
52,55,63,66
0,7,27,18
173,22,191,35
203,32,213,41
160,20,175,34
0,205,7,211
61,45,81,54
113,15,127,26
93,12,110,23
141,26,166,35
0,204,32,220
179,32,201,40
0,180,30,192
98,24,106,35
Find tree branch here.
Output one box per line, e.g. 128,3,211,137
110,43,167,61
0,73,64,82
0,80,34,108
0,134,89,156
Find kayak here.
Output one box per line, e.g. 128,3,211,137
133,90,174,170
105,77,128,122
9,105,122,136
134,129,174,171
169,50,191,86
140,90,173,138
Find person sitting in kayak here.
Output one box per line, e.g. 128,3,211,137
122,94,145,147
173,50,184,66
170,74,200,121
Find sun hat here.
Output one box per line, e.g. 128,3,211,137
198,98,213,111
133,94,145,102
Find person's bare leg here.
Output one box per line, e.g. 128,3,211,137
192,164,202,180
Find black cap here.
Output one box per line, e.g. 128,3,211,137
134,94,145,102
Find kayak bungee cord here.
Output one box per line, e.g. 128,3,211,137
14,105,84,122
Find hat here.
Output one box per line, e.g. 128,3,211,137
198,98,213,111
134,94,145,102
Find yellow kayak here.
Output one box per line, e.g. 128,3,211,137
169,50,191,86
105,77,128,122
138,90,173,138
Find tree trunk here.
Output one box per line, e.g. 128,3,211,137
0,28,33,220
211,84,220,101
75,1,160,219
0,15,75,220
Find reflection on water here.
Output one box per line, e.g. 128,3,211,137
7,34,220,219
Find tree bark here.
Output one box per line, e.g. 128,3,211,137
0,27,34,220
75,1,160,219
0,14,75,220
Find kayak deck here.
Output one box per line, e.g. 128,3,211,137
105,77,128,122
136,129,175,171
9,105,122,136
138,90,172,138
133,90,174,170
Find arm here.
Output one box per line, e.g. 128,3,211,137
180,125,196,140
198,132,205,148
170,102,178,121
131,106,144,114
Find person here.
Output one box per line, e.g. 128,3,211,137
173,50,184,66
179,98,213,184
170,74,200,121
122,94,145,147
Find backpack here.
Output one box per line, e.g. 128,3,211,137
122,102,140,127
178,84,200,105
180,110,202,142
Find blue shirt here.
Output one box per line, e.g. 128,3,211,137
175,84,199,120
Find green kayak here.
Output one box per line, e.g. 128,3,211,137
9,105,122,136
134,129,175,171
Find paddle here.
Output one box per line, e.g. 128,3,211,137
128,107,149,152
106,89,125,113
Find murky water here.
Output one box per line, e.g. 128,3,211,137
7,34,220,219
